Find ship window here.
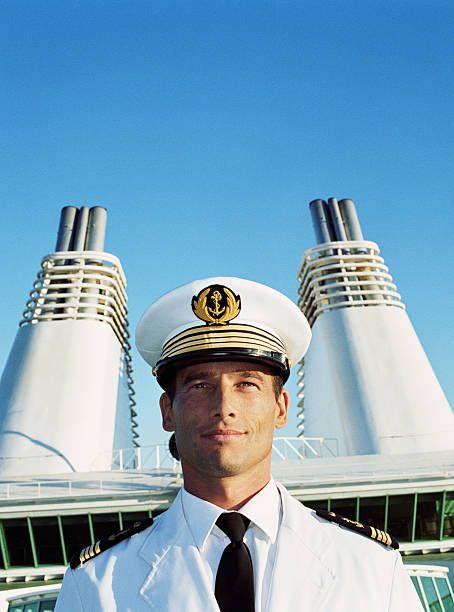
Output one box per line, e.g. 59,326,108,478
301,500,328,512
31,517,64,565
61,515,91,561
443,491,454,539
421,576,442,612
410,576,424,607
39,601,57,612
415,493,442,540
7,598,57,612
121,512,150,529
387,494,414,541
3,518,34,567
358,497,386,530
0,524,5,569
434,576,453,611
91,513,120,540
329,498,357,521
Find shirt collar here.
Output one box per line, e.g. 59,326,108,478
181,478,280,552
239,478,280,544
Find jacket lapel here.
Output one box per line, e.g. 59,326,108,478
267,484,337,611
138,491,219,611
136,484,337,611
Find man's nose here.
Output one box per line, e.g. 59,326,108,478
211,382,237,419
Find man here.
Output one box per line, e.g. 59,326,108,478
56,277,423,611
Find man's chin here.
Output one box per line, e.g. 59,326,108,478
197,455,246,478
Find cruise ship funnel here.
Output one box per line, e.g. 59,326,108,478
0,207,138,476
298,198,453,455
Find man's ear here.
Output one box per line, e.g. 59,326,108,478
160,393,175,432
274,388,290,430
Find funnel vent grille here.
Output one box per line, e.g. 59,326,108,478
19,250,138,444
297,241,404,327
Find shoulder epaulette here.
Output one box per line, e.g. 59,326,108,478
315,509,399,550
70,517,154,569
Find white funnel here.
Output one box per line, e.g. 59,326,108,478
297,200,454,455
0,208,138,476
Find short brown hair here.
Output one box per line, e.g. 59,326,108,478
272,375,284,400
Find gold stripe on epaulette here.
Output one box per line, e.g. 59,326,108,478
71,516,154,570
340,515,364,529
316,508,398,549
76,541,100,567
79,546,88,564
370,525,392,546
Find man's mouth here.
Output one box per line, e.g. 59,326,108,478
201,429,245,442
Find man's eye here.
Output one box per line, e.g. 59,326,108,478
237,381,257,388
191,382,209,389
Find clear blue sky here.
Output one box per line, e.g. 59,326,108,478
1,1,453,446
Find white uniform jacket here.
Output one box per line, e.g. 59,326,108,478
55,483,422,611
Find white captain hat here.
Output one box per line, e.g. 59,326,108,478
136,276,311,387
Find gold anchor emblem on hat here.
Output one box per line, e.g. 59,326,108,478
192,284,241,325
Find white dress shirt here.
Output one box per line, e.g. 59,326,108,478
181,479,281,612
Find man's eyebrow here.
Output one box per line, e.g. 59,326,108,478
180,369,267,385
235,370,265,380
180,371,214,384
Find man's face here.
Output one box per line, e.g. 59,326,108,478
159,360,289,483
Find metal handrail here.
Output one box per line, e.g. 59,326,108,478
1,448,454,501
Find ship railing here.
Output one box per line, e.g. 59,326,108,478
110,444,181,471
0,468,181,500
110,436,339,471
272,437,338,459
0,477,165,500
0,437,338,500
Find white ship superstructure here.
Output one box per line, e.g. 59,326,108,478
0,202,452,612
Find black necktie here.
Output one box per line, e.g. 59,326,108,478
215,512,255,612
